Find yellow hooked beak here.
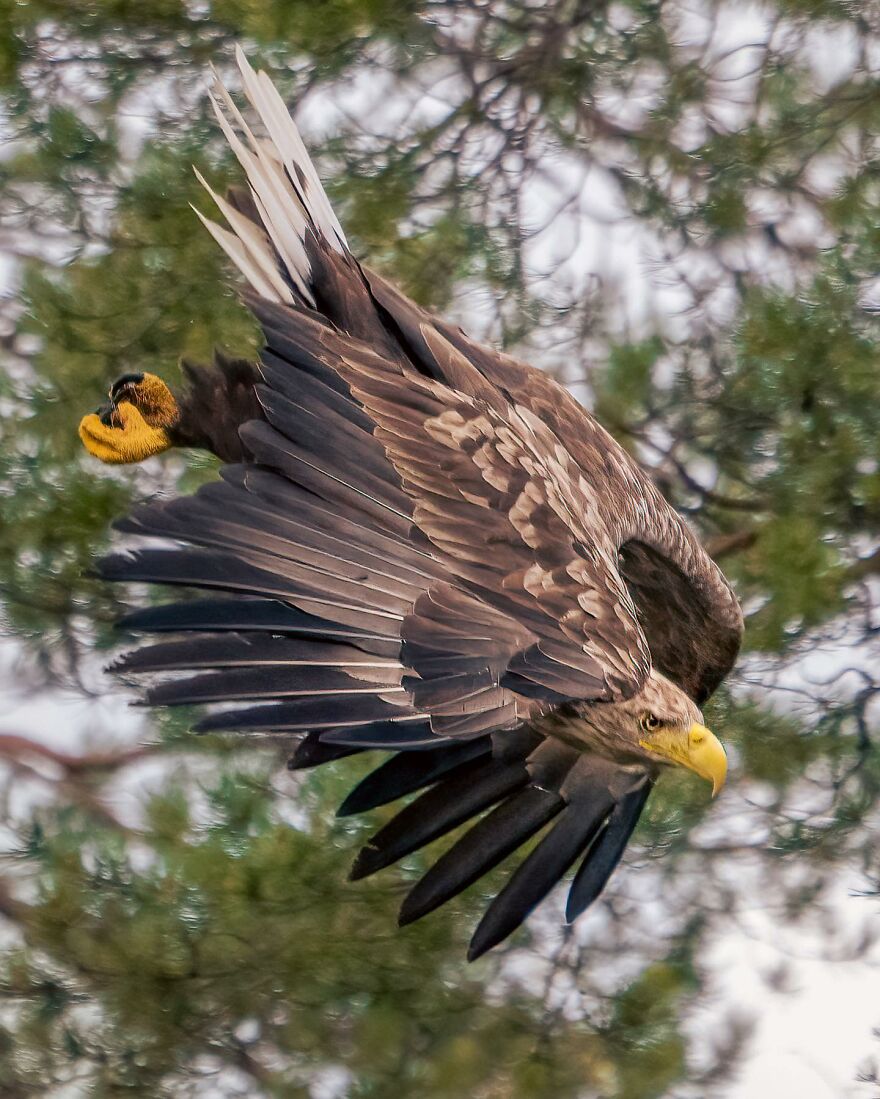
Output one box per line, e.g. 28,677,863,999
639,722,727,796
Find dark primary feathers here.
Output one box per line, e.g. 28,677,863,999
100,50,743,959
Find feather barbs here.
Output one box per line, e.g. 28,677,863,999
196,47,349,309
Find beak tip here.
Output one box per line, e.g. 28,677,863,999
689,723,727,798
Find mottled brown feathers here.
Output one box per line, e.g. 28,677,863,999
98,52,743,958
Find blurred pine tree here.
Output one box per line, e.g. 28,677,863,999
1,2,879,1095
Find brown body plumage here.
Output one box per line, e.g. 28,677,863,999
80,51,743,959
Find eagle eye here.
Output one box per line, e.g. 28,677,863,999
640,712,661,732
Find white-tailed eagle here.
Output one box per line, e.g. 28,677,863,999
79,50,743,960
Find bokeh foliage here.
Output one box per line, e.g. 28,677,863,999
1,1,880,1096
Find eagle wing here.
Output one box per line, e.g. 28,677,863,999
98,50,743,957
252,295,652,726
103,304,655,957
110,297,651,738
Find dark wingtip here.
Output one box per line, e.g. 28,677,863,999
565,879,600,924
348,845,381,882
564,780,653,923
335,794,360,818
288,733,362,772
93,553,132,582
563,905,582,925
397,892,429,928
467,909,514,961
396,908,417,929
466,932,495,963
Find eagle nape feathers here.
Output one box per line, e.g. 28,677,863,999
79,47,743,961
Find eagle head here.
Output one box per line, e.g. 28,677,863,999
574,671,728,795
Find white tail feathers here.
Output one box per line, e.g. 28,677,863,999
196,46,349,309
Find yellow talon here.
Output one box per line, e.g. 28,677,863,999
78,402,172,465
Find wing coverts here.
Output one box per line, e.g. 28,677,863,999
103,50,742,956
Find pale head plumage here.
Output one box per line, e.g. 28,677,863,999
537,670,726,795
575,670,703,763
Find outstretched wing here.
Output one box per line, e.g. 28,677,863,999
104,335,654,954
104,313,656,956
249,294,652,717
109,296,651,738
98,50,720,956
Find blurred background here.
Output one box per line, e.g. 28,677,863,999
1,2,879,1096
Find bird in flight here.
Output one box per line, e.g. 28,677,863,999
79,49,742,960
